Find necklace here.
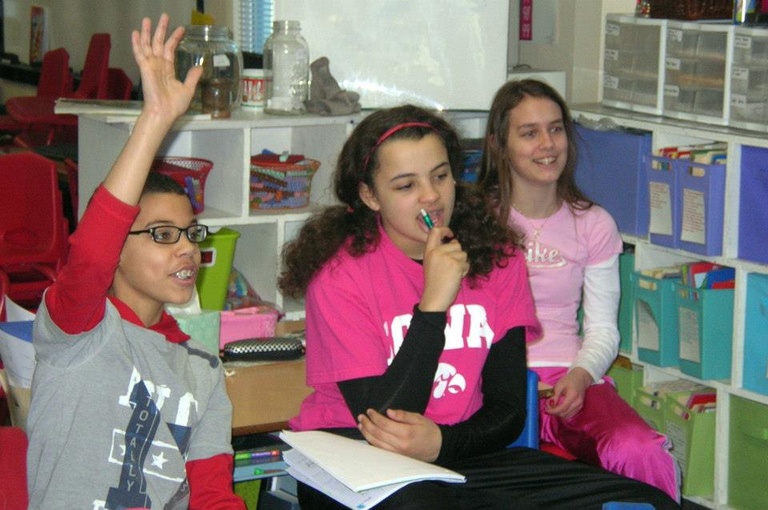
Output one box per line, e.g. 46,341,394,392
512,203,557,240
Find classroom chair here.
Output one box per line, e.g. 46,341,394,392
0,426,28,509
508,369,540,448
106,67,134,100
1,47,74,141
63,157,80,224
511,371,654,509
9,33,111,147
69,33,111,100
0,151,69,310
0,267,8,322
507,369,575,460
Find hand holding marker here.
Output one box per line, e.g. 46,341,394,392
421,208,435,230
422,208,455,244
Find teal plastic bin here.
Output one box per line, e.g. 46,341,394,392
675,283,733,380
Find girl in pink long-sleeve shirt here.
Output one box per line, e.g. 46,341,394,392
478,79,680,502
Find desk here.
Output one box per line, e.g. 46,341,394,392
225,359,312,437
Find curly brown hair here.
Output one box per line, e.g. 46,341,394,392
278,104,523,299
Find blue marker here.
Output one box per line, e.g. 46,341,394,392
420,208,434,230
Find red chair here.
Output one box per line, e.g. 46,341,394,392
69,33,111,100
63,157,80,223
0,267,8,321
107,67,134,100
0,47,73,139
0,152,69,310
8,33,111,147
0,426,29,509
541,441,579,461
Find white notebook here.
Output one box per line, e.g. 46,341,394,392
279,430,465,508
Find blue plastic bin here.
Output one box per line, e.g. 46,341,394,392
677,160,726,256
647,155,680,249
739,145,768,264
575,124,651,237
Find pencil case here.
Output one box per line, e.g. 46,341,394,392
221,337,304,361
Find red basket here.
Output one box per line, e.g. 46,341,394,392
151,157,213,213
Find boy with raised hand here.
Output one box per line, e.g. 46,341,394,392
26,14,245,509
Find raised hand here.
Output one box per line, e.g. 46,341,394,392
131,13,202,121
103,14,203,205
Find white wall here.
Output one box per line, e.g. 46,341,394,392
3,1,635,104
513,0,636,102
3,0,196,84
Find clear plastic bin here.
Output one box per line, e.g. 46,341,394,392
602,15,666,114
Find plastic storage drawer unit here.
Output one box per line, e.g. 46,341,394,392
602,14,667,115
635,272,680,368
729,26,768,133
664,21,734,126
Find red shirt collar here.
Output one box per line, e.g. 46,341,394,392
107,296,190,344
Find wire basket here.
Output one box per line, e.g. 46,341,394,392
250,156,320,210
151,157,214,213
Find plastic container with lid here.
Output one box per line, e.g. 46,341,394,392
175,25,243,117
241,68,266,109
263,20,309,115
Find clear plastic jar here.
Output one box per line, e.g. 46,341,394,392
263,20,309,115
175,25,242,117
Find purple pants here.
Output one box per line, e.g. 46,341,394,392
536,366,681,502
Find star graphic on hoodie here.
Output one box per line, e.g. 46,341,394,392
152,451,169,470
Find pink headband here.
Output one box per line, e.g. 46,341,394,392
363,121,436,171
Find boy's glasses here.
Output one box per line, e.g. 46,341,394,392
128,224,209,244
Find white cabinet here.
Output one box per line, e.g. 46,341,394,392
77,110,363,319
572,102,768,509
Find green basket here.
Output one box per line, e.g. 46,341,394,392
729,396,768,509
664,397,715,498
196,228,240,311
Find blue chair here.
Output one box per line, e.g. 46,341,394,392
508,369,540,448
510,370,656,510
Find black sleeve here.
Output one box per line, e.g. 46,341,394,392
338,306,446,418
434,327,528,465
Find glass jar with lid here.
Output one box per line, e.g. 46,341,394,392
263,20,310,115
175,25,242,118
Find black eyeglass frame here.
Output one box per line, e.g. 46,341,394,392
128,224,209,244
